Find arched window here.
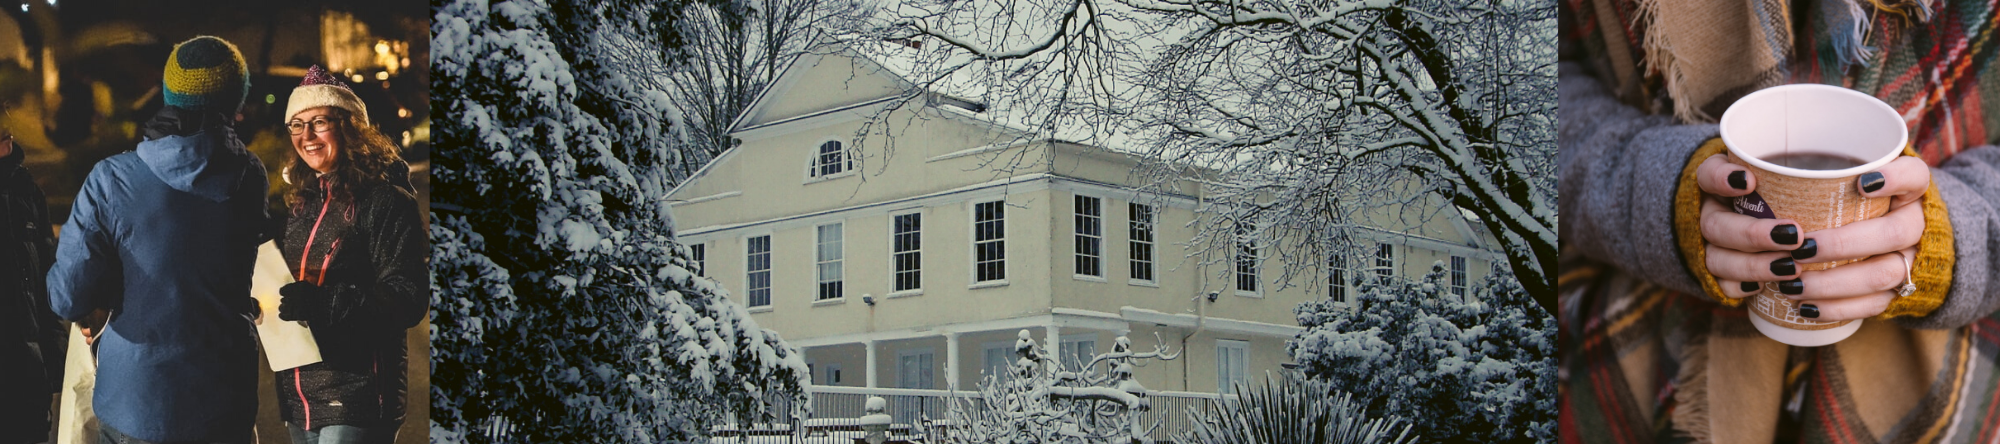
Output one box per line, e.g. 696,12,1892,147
809,140,852,177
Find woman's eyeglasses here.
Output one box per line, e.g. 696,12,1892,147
285,117,337,135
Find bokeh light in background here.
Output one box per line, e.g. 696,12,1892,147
0,1,429,442
0,0,428,222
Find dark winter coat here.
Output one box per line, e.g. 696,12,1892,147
47,106,267,443
0,143,58,444
275,162,426,430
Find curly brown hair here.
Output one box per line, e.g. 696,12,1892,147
283,107,403,211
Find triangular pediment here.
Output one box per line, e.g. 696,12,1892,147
731,47,916,131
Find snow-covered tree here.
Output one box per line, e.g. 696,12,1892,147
1180,373,1419,444
431,0,810,442
940,330,1179,443
1289,262,1555,444
857,0,1558,311
587,0,865,171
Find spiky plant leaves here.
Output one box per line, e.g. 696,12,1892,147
1180,373,1418,444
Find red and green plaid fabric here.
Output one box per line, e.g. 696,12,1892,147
1562,0,2000,441
1565,0,2000,164
1808,0,2000,165
1559,257,2000,443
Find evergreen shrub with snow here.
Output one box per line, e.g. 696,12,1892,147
938,330,1177,444
431,0,809,442
1289,263,1555,444
1180,373,1418,444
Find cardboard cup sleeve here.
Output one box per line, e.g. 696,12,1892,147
1726,155,1889,331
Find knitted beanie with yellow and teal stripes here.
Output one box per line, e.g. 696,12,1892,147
162,36,248,114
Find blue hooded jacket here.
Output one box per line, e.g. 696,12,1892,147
48,107,267,443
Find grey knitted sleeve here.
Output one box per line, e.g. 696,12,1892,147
1895,146,2000,329
1563,62,2000,326
1559,62,1718,299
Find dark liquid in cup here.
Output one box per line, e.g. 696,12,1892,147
1766,152,1867,170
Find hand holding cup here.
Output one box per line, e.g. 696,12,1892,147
1697,154,1928,322
1708,83,1916,346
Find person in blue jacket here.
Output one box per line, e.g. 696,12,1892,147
47,35,267,444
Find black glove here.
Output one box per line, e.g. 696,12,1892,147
278,281,332,325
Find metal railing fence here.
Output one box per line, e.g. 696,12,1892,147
474,386,1239,443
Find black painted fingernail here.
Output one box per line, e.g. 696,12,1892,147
1741,281,1761,293
1728,171,1748,190
1859,171,1886,194
1771,257,1797,276
1779,279,1804,295
1771,225,1800,245
1799,304,1820,319
1791,238,1818,260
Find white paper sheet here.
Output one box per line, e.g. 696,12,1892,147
55,324,95,444
253,240,321,370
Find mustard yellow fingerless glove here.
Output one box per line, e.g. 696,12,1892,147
1674,138,1952,318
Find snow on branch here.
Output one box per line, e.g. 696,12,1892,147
938,330,1178,443
861,0,1556,310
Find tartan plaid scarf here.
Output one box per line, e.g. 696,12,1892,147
1561,2,1997,441
1559,257,2000,444
1822,0,1996,165
1565,0,1980,162
1640,0,1794,122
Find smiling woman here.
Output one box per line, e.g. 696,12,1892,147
288,111,341,174
280,66,408,211
271,64,426,444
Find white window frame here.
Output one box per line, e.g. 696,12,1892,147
1128,203,1155,285
1373,243,1397,280
970,199,1008,287
815,222,845,301
745,233,772,310
690,242,705,277
1329,250,1350,304
982,341,1014,384
1072,194,1105,280
1234,223,1260,297
804,137,856,183
897,348,937,389
1059,334,1098,373
1217,339,1249,395
890,209,924,296
1451,255,1468,296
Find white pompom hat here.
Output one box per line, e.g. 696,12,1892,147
286,64,368,126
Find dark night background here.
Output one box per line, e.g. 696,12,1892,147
7,1,429,442
0,0,428,221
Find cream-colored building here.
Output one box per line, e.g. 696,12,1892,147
666,46,1504,397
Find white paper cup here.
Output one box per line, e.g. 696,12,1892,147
1717,84,1906,347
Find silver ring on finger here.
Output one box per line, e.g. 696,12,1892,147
1893,250,1917,298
